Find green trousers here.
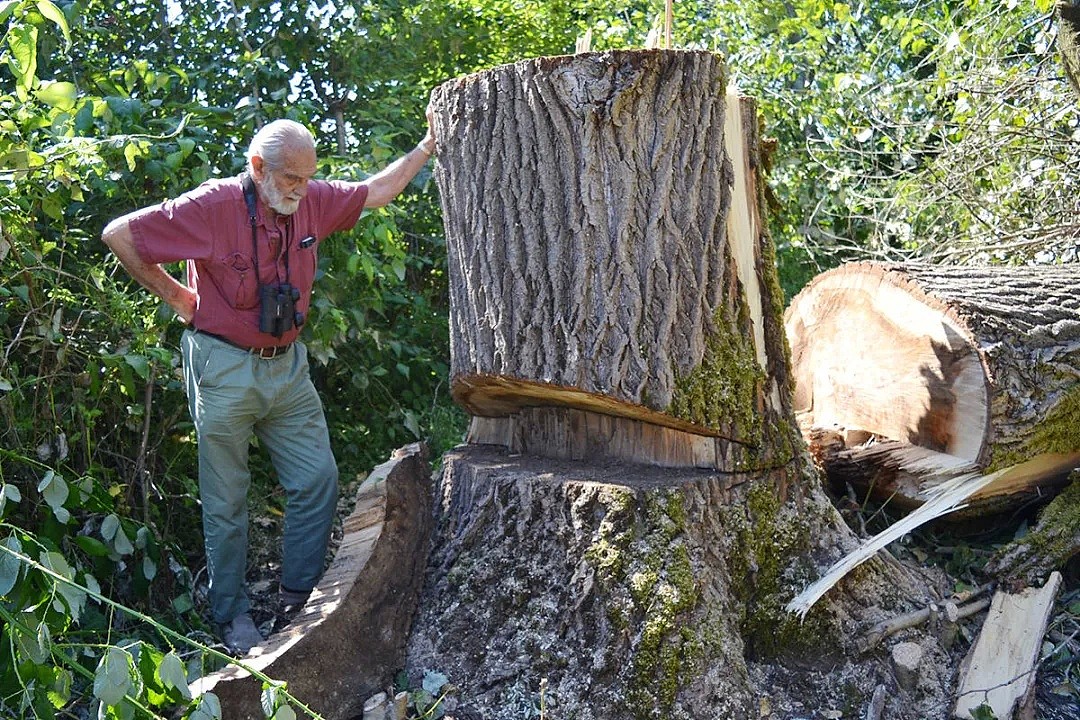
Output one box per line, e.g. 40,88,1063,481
181,329,339,624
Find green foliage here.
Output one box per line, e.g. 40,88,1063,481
3,0,1078,714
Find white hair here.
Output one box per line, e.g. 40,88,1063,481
245,119,315,173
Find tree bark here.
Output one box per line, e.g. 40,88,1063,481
1058,2,1080,99
431,49,794,459
413,52,957,719
786,261,1080,507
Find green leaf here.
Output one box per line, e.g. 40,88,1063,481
7,24,39,94
39,470,69,511
112,527,134,556
101,513,120,541
35,80,76,110
124,353,150,380
74,535,112,557
47,667,72,709
0,536,24,596
171,592,194,614
36,0,70,44
41,551,85,622
422,670,448,695
403,410,420,439
123,142,141,172
15,616,49,664
271,706,297,720
94,647,133,706
190,693,222,720
0,482,20,517
142,556,156,581
261,682,286,716
159,652,191,699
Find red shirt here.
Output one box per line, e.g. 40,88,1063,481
130,175,368,347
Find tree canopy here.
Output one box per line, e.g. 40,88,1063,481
0,0,1076,716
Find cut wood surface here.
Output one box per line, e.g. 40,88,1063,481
953,572,1062,719
787,261,1080,508
190,444,432,720
431,50,794,453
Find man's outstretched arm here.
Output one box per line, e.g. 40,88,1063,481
363,105,438,209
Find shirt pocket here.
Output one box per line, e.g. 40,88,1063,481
218,252,258,309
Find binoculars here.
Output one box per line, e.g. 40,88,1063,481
259,283,305,337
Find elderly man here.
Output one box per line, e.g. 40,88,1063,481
102,115,437,653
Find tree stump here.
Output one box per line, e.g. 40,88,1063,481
408,51,956,719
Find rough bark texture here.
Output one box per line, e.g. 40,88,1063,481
406,446,954,720
1058,2,1080,99
410,53,960,719
786,261,1080,480
431,50,791,445
191,444,432,719
987,470,1080,588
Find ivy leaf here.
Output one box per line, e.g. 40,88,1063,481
0,536,24,596
158,651,191,699
93,647,133,706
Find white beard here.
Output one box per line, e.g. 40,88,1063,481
259,174,301,215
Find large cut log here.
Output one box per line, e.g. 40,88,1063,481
785,261,1080,511
410,50,959,719
435,49,794,468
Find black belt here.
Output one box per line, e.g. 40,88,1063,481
195,329,292,359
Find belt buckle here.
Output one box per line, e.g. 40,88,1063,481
257,346,279,359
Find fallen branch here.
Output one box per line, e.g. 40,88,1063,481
859,591,992,653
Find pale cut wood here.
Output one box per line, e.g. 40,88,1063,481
788,262,1080,519
787,262,1080,468
466,406,750,471
953,572,1062,719
788,454,1079,617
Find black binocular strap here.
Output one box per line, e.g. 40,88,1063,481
241,173,291,295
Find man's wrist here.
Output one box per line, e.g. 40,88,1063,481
416,138,436,157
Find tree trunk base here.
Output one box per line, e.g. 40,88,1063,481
405,444,958,720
